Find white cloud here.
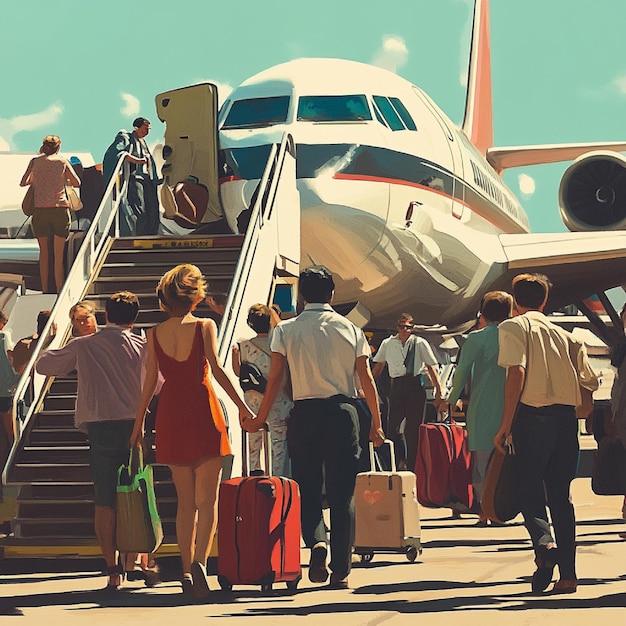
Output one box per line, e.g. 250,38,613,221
372,35,408,74
121,92,141,117
518,173,536,197
613,74,626,95
0,102,63,150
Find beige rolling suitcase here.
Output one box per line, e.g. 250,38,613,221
354,440,422,563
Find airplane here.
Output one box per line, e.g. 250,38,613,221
154,0,626,342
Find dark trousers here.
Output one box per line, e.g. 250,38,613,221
127,176,160,236
512,403,579,579
388,375,426,471
287,397,361,579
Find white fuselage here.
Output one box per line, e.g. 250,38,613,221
217,58,529,329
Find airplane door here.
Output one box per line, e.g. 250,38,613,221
155,83,224,222
410,88,464,220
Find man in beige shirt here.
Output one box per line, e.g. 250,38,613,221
494,274,597,595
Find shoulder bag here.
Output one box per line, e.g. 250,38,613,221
116,447,163,553
481,316,531,523
238,339,270,394
22,187,35,217
591,434,626,495
65,184,83,212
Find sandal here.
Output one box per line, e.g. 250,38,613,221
104,564,124,592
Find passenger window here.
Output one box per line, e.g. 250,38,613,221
389,97,417,131
372,96,405,131
222,96,290,129
297,95,372,122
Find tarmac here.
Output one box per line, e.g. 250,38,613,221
0,477,625,625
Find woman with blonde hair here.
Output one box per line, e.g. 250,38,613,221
20,135,81,293
131,264,253,600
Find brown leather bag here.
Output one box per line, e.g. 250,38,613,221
22,186,35,216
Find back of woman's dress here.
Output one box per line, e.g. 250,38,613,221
154,322,231,464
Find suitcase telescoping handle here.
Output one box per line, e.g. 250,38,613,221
241,424,272,477
369,439,396,473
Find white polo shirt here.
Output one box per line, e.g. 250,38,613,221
270,303,370,400
498,311,598,408
373,334,437,378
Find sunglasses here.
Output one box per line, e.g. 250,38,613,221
397,324,413,329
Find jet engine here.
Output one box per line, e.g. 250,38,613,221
559,150,626,231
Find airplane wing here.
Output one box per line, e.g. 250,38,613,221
494,231,626,313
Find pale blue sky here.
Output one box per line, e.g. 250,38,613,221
1,0,625,232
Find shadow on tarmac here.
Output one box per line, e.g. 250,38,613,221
2,575,625,617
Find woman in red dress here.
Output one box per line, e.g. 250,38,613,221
131,264,253,600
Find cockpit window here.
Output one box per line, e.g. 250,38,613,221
389,97,417,130
372,96,404,131
297,95,372,122
222,96,290,129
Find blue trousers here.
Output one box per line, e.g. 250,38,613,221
512,403,579,580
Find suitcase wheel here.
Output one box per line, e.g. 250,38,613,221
359,552,375,564
261,583,273,593
406,546,418,562
218,575,233,592
286,575,301,592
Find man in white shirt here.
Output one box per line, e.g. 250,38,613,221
494,273,597,595
372,313,442,471
244,266,385,589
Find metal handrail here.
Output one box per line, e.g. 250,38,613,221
2,153,128,484
217,132,292,362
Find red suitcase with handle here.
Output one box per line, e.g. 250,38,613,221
415,420,474,511
217,429,302,592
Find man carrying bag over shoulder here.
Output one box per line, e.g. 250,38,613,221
493,273,598,596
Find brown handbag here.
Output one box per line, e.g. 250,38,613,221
65,184,83,212
22,186,35,216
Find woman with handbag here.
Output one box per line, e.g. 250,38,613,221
130,264,254,601
19,135,81,294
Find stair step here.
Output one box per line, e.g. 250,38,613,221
12,519,177,539
18,480,177,501
47,379,78,395
17,499,178,519
99,261,238,278
89,273,235,295
29,429,87,444
9,464,93,483
42,396,77,411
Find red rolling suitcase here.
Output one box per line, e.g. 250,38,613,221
415,422,454,507
414,420,474,511
217,429,302,592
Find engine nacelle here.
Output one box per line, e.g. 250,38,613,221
559,150,626,231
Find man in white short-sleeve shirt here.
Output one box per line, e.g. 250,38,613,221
494,273,597,595
372,313,442,470
244,266,384,590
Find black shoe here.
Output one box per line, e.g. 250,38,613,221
308,543,329,584
190,561,211,601
531,545,558,593
328,573,349,589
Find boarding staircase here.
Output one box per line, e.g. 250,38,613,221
0,133,299,562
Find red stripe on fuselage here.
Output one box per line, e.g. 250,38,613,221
333,172,518,234
219,175,242,184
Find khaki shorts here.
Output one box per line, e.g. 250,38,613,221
32,207,71,239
